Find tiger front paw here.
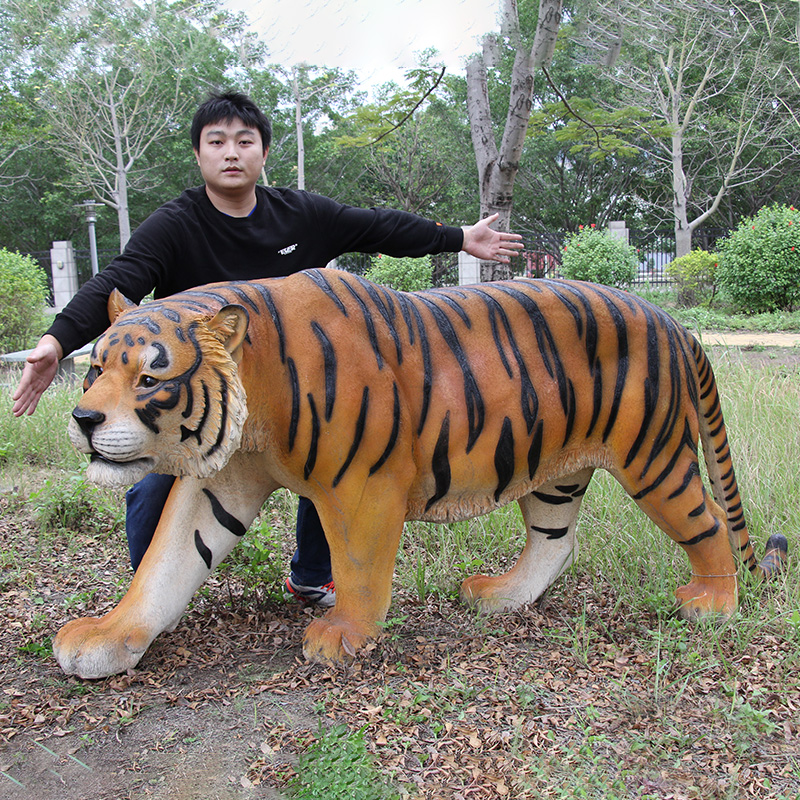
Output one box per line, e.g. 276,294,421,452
53,615,153,679
675,576,737,621
302,614,376,664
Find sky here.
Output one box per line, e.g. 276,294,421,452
222,0,499,88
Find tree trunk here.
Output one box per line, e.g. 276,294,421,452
293,67,306,191
671,130,692,258
465,0,563,280
106,79,131,250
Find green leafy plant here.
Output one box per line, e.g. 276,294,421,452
0,248,50,354
717,203,800,312
364,254,433,291
219,511,284,605
666,249,719,307
560,227,638,287
27,468,124,536
288,724,400,800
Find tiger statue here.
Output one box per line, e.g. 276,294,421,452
54,270,787,679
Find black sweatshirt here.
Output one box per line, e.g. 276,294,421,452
48,185,465,355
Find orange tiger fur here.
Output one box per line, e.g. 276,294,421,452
54,270,786,677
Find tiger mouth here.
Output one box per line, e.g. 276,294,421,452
90,454,156,470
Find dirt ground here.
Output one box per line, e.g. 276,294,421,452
1,339,798,800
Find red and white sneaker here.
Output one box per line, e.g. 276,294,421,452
284,576,336,607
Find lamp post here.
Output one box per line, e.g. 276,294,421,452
76,200,102,277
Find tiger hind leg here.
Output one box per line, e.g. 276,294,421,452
460,468,594,613
627,461,738,619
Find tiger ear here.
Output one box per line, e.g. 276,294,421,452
108,289,137,323
207,304,249,358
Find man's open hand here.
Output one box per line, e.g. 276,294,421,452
461,213,524,263
11,335,63,416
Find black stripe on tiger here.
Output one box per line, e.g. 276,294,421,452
426,412,451,511
476,290,539,435
333,386,369,488
304,393,320,480
395,294,416,347
527,419,544,480
180,382,210,444
483,296,514,378
304,269,349,317
532,524,570,539
556,283,605,437
311,322,337,421
417,295,484,452
116,315,162,335
592,290,629,443
249,284,286,363
494,417,515,502
425,288,472,328
203,371,229,458
681,519,721,547
638,329,685,479
353,276,404,364
370,383,401,476
667,463,701,500
226,283,263,316
623,305,661,468
342,279,384,369
150,342,169,370
194,530,212,569
202,488,247,537
407,301,432,436
288,357,300,451
631,419,695,500
532,490,574,505
494,285,571,419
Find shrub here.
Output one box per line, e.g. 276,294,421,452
364,254,433,291
560,227,638,287
0,248,50,354
717,204,800,312
666,249,719,307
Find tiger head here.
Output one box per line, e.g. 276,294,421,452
68,290,250,488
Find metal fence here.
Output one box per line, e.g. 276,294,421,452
509,227,730,288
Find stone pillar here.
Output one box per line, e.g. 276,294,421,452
607,220,629,244
458,252,480,285
50,241,78,310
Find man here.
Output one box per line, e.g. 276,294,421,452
12,91,523,605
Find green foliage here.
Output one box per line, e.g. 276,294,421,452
560,227,638,287
334,54,445,148
666,249,719,308
0,248,49,353
27,468,124,536
717,204,800,312
364,254,433,292
529,97,671,161
288,724,400,800
219,505,286,605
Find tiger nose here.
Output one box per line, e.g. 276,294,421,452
72,407,105,436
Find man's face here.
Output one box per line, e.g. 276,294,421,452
194,118,267,195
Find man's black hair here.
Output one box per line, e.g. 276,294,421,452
191,91,272,153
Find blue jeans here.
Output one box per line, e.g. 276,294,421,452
125,474,332,585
